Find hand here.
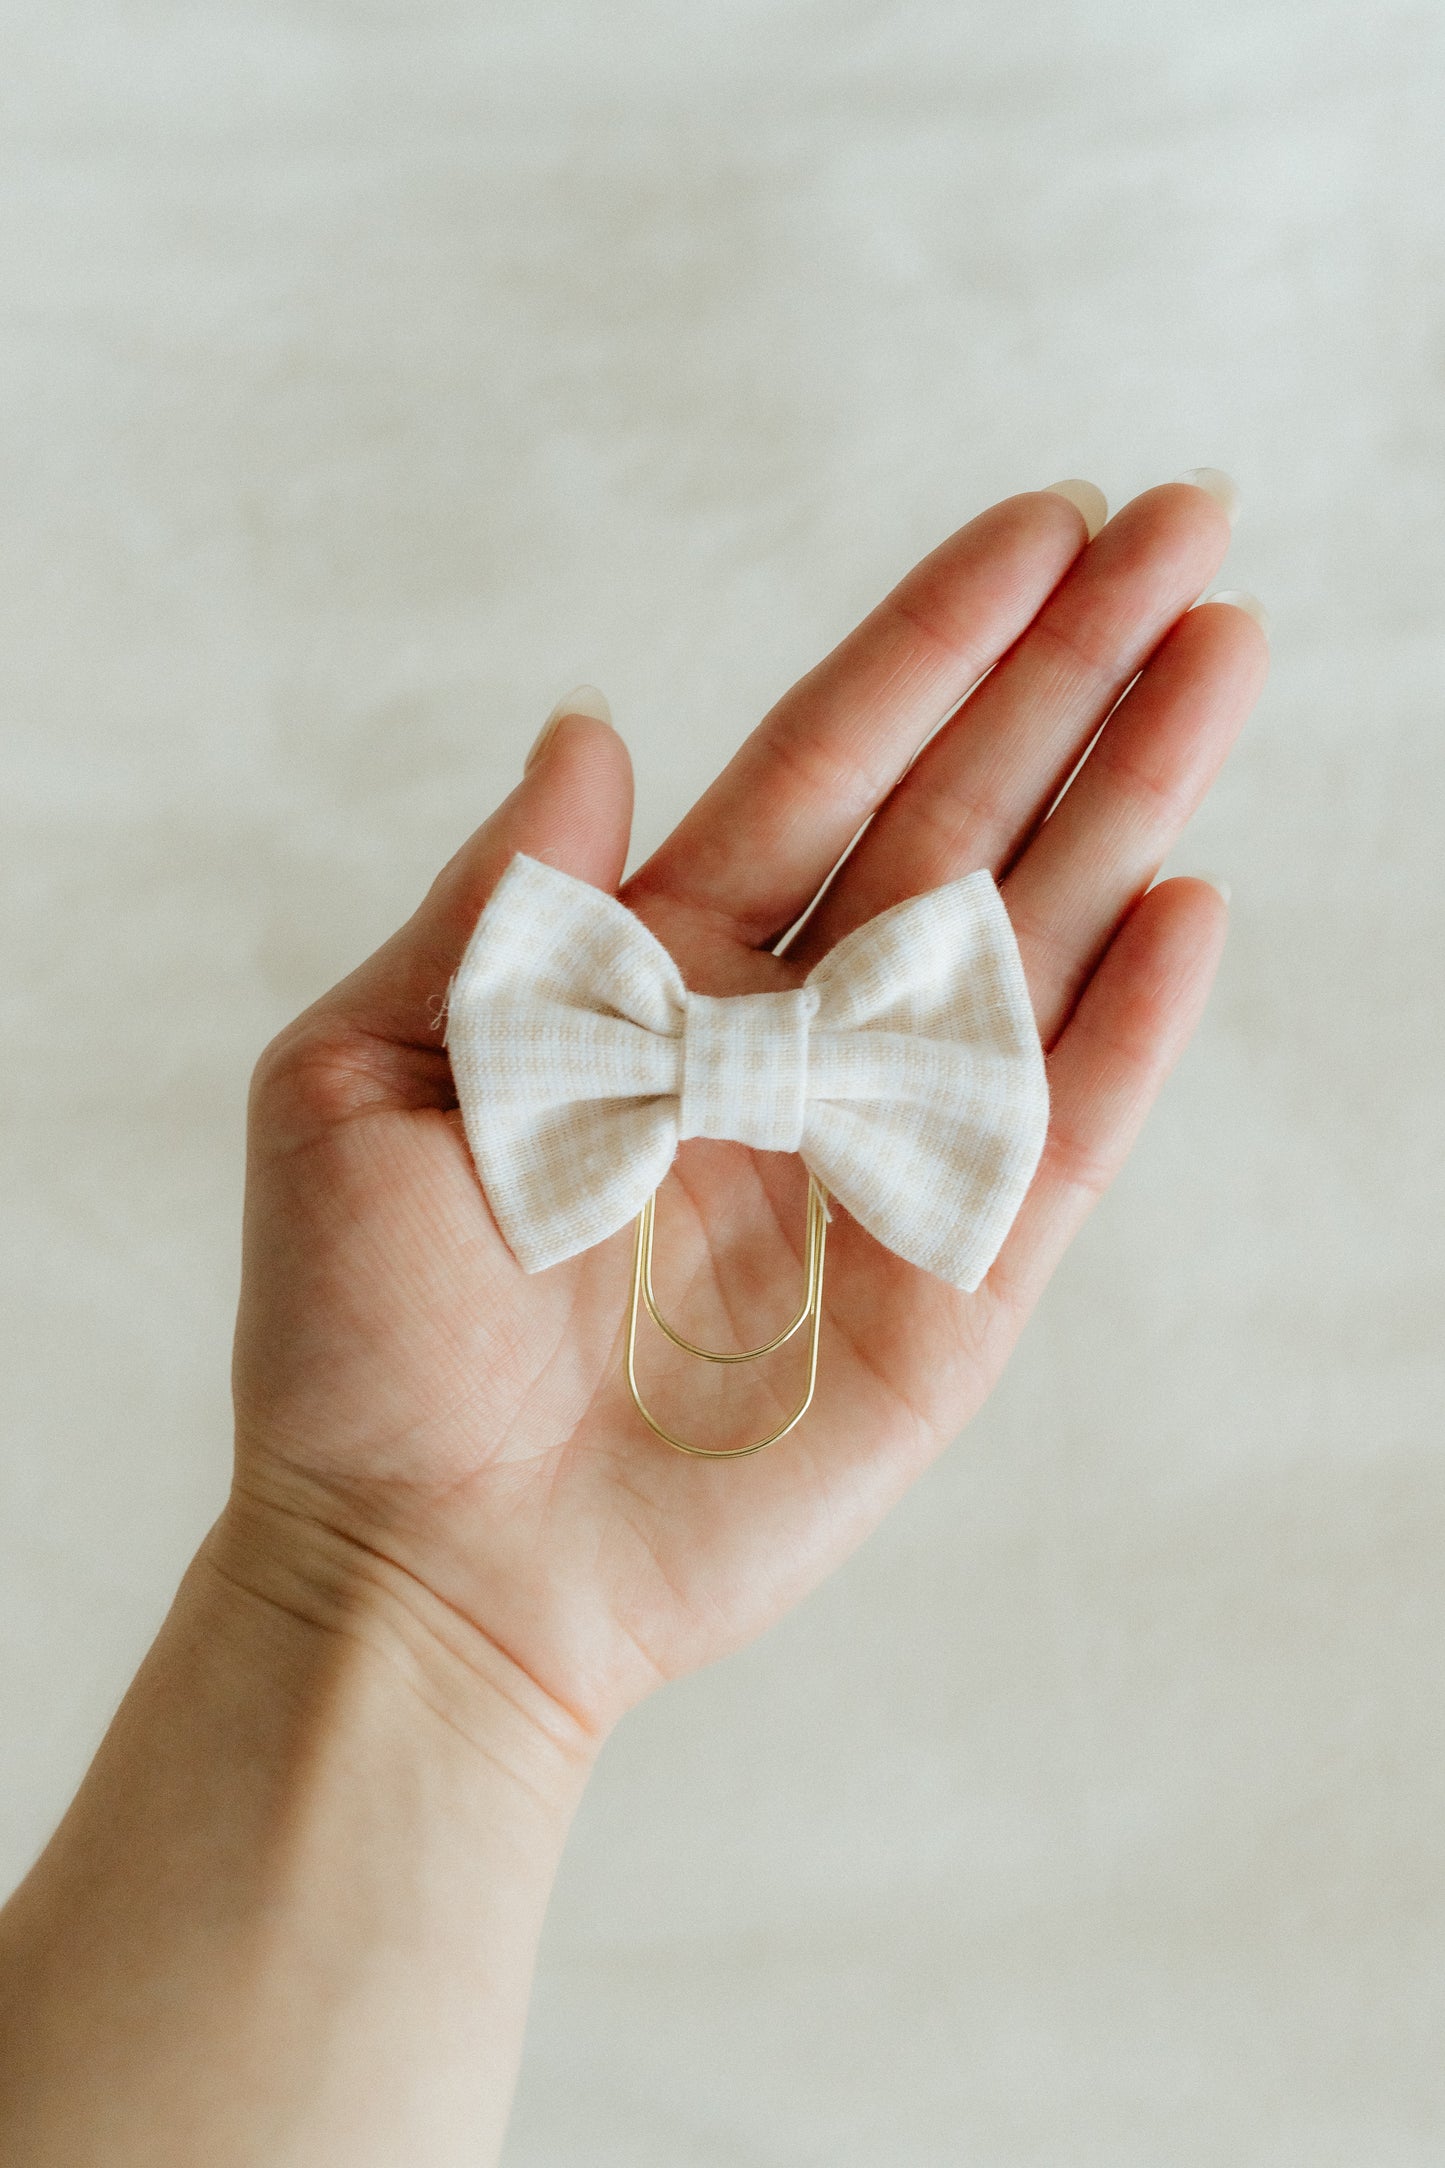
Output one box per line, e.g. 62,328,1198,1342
226,482,1267,1744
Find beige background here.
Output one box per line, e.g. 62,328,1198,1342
3,2,1444,2160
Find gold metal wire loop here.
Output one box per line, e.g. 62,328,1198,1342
625,1174,828,1458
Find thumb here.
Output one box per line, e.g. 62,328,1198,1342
317,686,634,1048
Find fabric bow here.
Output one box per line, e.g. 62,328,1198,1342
445,853,1049,1290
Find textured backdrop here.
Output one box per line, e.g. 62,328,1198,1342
3,3,1444,2160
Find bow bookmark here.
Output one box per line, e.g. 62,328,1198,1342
445,853,1049,1455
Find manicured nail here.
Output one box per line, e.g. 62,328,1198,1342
526,683,611,770
1200,588,1270,635
1175,467,1242,526
1044,479,1108,539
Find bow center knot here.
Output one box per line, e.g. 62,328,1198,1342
678,985,818,1153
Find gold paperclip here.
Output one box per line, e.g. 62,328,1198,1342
625,1173,829,1458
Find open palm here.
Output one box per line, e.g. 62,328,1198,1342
229,482,1266,1739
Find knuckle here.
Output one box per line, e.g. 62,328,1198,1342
248,1016,367,1140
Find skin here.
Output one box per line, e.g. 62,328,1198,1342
0,482,1267,2165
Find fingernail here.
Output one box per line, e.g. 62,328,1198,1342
526,683,611,770
1200,588,1270,635
1194,873,1232,906
1043,479,1108,540
1175,467,1242,526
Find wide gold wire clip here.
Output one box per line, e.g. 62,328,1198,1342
625,1173,829,1459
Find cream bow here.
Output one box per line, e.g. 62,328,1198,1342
445,853,1049,1290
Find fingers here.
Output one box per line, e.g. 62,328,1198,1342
624,490,1093,946
985,875,1228,1321
1004,597,1268,1048
314,697,635,1050
793,482,1233,960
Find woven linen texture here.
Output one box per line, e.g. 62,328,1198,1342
445,853,1049,1290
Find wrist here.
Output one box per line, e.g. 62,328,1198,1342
203,1485,601,1819
0,1490,597,2167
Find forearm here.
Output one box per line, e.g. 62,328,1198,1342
0,1498,595,2167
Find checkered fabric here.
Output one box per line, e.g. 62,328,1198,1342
445,853,1049,1290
